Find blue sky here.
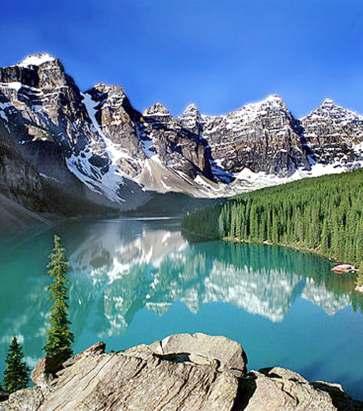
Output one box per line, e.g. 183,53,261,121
1,0,362,117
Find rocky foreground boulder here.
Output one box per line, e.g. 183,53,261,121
1,333,362,410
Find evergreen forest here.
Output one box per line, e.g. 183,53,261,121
182,170,363,277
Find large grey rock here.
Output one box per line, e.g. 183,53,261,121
1,334,362,411
1,388,44,411
148,332,247,374
242,367,362,411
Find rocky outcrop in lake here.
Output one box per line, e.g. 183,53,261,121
1,333,361,410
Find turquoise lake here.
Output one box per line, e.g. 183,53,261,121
0,218,363,399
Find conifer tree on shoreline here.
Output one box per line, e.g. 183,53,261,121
44,235,73,373
3,337,29,394
182,169,363,269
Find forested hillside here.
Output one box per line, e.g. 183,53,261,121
182,170,363,271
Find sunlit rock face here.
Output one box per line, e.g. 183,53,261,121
0,54,212,206
301,99,363,165
200,95,308,176
1,54,363,211
5,334,361,411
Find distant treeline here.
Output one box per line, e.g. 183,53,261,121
182,169,363,270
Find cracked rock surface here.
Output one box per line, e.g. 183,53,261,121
1,334,362,410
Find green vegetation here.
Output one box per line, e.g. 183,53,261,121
183,170,363,270
44,235,74,372
357,262,363,288
3,337,29,394
0,235,73,392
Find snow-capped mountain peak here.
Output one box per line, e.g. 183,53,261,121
320,97,335,106
239,94,287,112
182,103,199,114
143,102,171,118
0,53,362,209
303,98,363,121
260,93,285,106
18,52,56,67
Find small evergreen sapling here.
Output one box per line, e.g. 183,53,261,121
3,337,29,394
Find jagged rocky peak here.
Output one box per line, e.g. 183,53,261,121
229,94,289,118
182,102,199,115
87,82,127,104
1,52,363,207
301,98,363,156
84,82,139,124
0,53,90,149
81,82,149,184
84,82,141,153
179,103,202,133
265,93,285,104
0,52,68,93
143,102,171,120
202,94,306,176
18,52,56,67
303,97,363,121
320,97,336,108
247,93,287,110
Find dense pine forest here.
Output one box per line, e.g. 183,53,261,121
182,169,363,278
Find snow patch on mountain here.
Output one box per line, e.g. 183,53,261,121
66,152,126,203
82,92,130,164
0,81,23,92
232,160,362,193
18,53,56,67
301,98,363,122
355,141,363,153
1,52,363,204
0,101,12,121
64,93,132,203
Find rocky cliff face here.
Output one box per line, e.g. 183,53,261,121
1,53,362,211
200,95,308,176
0,119,51,231
0,122,44,210
0,54,148,212
301,98,363,165
1,334,362,410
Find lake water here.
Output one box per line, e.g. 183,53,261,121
1,218,363,399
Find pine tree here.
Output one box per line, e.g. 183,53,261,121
44,235,74,373
181,169,363,267
3,337,29,394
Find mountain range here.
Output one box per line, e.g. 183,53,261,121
0,53,362,222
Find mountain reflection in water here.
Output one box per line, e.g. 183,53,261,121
67,220,359,335
0,218,363,398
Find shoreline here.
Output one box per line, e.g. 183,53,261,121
224,236,363,292
182,227,363,292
